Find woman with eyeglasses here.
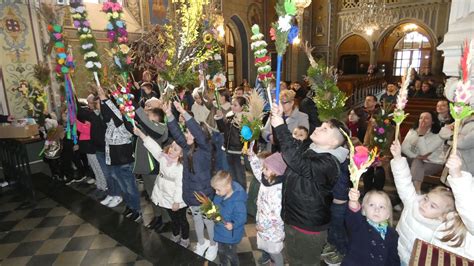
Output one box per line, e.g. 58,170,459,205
262,90,309,152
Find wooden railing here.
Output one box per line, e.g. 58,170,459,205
338,75,386,108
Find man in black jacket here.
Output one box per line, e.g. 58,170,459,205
298,90,321,134
271,103,349,265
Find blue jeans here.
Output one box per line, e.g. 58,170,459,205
212,132,229,172
327,202,348,254
96,152,120,197
109,163,141,212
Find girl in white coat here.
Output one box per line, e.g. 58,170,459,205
248,143,286,266
134,127,190,248
390,140,472,264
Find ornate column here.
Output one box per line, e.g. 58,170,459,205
438,0,474,76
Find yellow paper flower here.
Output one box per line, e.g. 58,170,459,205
112,12,119,18
119,44,130,54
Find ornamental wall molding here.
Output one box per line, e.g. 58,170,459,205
336,1,449,45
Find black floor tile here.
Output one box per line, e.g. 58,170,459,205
36,216,64,228
63,235,96,251
0,230,31,244
0,211,11,220
49,225,80,239
26,254,59,266
25,208,52,218
8,241,43,258
0,220,18,232
238,251,256,265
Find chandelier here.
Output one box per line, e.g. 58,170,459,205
349,0,396,36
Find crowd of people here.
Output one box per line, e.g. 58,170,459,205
5,71,472,266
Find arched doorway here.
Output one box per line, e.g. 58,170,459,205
337,35,371,75
230,15,249,85
377,22,434,77
225,25,237,90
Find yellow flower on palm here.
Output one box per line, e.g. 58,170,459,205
119,44,130,54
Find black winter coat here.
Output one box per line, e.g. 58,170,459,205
299,92,321,134
274,124,339,232
216,114,243,154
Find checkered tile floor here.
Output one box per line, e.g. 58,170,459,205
69,172,262,265
0,189,151,266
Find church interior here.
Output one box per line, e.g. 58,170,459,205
0,0,473,265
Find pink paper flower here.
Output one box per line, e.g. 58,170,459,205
353,146,369,169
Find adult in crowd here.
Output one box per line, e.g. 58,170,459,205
363,94,380,120
299,79,321,134
413,81,437,99
439,114,474,175
408,79,422,98
291,81,307,106
436,99,454,127
379,83,398,105
262,90,309,152
401,111,444,194
346,107,367,143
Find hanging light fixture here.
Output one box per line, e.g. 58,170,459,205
349,0,396,36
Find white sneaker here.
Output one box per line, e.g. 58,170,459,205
100,195,113,206
86,178,95,185
0,181,8,188
194,239,210,256
107,196,123,208
180,238,190,248
205,243,218,261
170,234,181,243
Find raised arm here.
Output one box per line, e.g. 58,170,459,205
445,154,474,234
390,140,417,204
135,107,168,144
247,143,263,183
183,112,209,149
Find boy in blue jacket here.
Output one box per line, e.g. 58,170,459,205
211,171,248,265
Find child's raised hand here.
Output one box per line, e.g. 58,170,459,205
390,140,402,160
133,126,145,139
173,101,185,114
162,102,172,117
446,153,463,178
348,188,360,202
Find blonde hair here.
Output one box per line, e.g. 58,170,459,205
361,190,393,226
211,170,232,188
279,89,296,103
429,186,467,247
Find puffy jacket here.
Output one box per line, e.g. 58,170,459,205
89,110,106,152
249,153,284,252
213,181,248,244
215,113,243,154
274,125,346,232
167,113,214,206
391,157,474,263
142,136,186,209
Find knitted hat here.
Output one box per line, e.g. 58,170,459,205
263,152,287,176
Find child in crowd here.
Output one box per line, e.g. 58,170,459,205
134,127,190,247
390,140,473,264
164,101,218,260
343,188,400,265
211,171,248,265
215,96,247,190
270,103,349,265
43,117,64,182
133,99,170,230
248,143,285,266
321,157,350,265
